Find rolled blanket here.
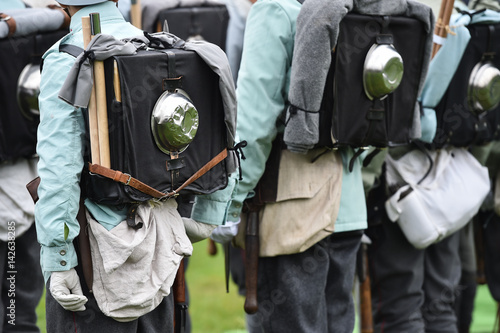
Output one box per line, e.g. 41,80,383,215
284,0,433,152
0,6,69,39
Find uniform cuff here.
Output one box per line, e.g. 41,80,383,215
191,174,238,225
40,243,78,275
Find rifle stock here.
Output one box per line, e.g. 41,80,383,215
173,259,187,333
244,209,259,314
360,243,374,333
207,238,217,255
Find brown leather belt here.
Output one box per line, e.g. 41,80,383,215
88,148,228,200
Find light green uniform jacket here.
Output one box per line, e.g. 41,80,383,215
192,0,367,255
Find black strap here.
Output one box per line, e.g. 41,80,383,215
485,24,496,60
161,50,183,91
41,43,84,73
349,148,365,173
59,43,84,58
412,140,434,185
363,148,382,168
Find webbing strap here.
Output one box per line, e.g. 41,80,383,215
88,148,228,199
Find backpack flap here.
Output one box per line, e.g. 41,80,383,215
327,13,427,148
433,21,500,148
84,46,228,205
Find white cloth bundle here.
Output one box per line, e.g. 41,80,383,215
385,147,490,249
87,199,193,322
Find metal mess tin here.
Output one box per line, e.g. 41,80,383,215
151,89,199,154
468,61,500,113
16,63,41,121
363,44,404,100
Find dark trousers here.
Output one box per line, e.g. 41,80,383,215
45,236,175,333
368,220,461,333
45,279,175,333
246,230,362,333
0,223,44,333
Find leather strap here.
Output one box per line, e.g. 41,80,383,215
0,14,16,37
88,148,228,200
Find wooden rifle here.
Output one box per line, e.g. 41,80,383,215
241,135,283,314
358,241,373,333
243,201,260,314
173,259,187,333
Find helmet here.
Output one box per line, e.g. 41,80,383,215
56,0,109,5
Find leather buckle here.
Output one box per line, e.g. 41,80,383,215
124,173,132,186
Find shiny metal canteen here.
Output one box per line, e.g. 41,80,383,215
363,44,404,100
468,61,500,113
16,63,41,122
151,89,199,154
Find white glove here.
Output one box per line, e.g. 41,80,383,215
210,219,241,244
182,217,217,243
50,268,88,312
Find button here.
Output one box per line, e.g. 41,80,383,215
60,260,67,266
60,250,66,256
232,213,239,218
234,203,241,208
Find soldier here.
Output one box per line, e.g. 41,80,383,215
35,0,221,331
0,2,69,332
201,0,434,332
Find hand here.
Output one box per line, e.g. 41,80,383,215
210,219,241,244
50,268,88,312
182,218,217,243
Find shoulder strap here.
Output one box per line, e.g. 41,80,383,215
88,148,228,200
59,44,84,58
40,44,84,73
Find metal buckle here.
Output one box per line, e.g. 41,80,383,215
124,173,132,186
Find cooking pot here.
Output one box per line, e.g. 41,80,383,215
16,62,41,122
468,61,500,113
151,89,199,154
363,43,404,100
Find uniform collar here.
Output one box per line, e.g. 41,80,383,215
69,1,123,33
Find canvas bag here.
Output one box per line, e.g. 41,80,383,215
384,146,490,249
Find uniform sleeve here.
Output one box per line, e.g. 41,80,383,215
192,1,295,224
35,49,85,279
228,1,295,221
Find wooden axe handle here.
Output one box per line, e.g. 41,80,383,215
130,0,142,29
82,17,100,165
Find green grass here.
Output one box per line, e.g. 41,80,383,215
36,239,498,333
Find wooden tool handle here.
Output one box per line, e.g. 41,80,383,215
130,0,142,29
82,17,101,165
88,12,111,168
431,0,456,58
244,210,259,314
94,60,111,168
